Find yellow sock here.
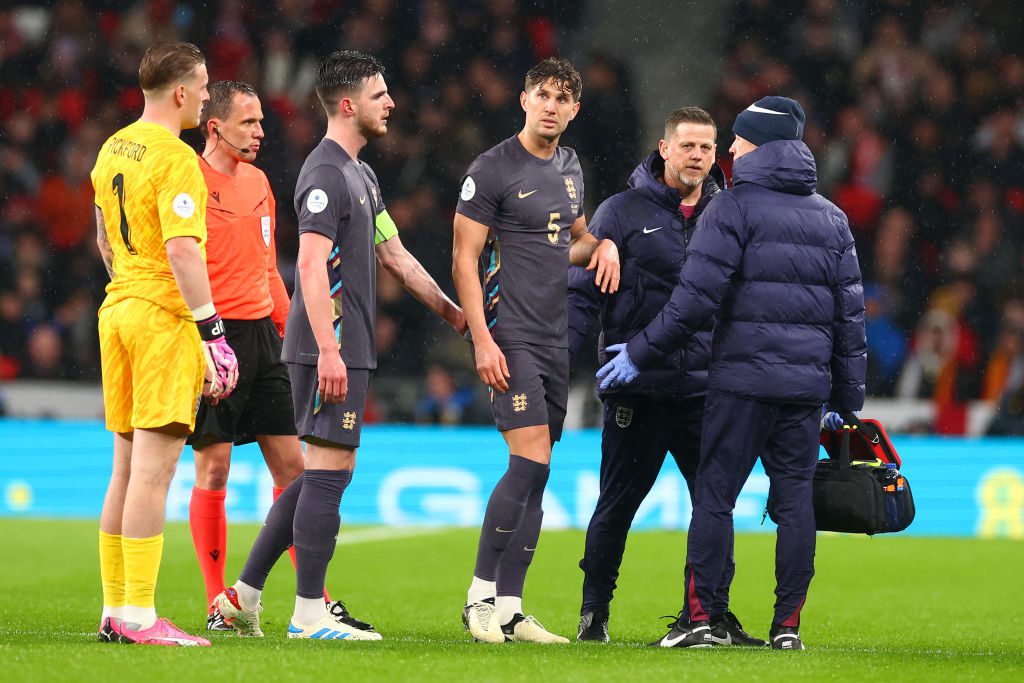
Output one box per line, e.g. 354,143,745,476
98,530,125,610
123,534,164,625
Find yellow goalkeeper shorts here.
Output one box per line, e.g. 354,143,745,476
99,298,204,433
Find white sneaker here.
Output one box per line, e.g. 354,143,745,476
212,587,263,637
466,600,505,643
326,600,379,637
287,610,383,641
502,614,570,644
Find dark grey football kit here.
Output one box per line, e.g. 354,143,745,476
283,137,385,450
457,134,584,608
456,134,584,442
479,342,569,441
237,137,389,607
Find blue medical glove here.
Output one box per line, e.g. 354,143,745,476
820,407,854,431
596,343,639,390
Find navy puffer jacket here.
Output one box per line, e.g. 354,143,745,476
625,140,867,410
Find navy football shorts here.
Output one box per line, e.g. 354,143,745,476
477,341,569,442
288,362,372,449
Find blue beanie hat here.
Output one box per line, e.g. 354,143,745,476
732,96,806,146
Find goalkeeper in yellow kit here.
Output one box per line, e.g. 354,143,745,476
91,41,239,647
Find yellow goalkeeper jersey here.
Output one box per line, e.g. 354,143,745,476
91,120,208,320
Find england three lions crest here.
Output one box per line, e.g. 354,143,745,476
563,177,577,201
615,406,632,428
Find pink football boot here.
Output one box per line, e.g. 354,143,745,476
120,617,212,647
97,616,124,643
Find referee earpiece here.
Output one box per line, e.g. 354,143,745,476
211,126,251,155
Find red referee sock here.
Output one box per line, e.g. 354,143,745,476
189,486,227,607
274,485,331,603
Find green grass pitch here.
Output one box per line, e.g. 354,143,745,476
2,519,1022,681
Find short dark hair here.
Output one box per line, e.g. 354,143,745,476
200,81,258,138
524,58,583,102
138,42,205,92
664,107,716,140
315,50,385,115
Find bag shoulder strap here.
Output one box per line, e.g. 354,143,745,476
837,426,852,469
841,412,881,444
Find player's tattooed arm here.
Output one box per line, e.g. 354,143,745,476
94,206,115,280
375,235,466,334
568,216,619,294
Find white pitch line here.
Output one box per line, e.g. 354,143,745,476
336,526,448,546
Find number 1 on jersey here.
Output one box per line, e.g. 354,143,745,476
112,173,137,255
547,212,561,244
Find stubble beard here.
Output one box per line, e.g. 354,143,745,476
357,111,386,139
533,115,566,142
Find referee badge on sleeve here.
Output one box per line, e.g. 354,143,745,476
615,405,633,428
261,216,271,246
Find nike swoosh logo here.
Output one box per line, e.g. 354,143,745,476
659,626,711,647
495,527,515,533
710,633,732,645
517,189,538,198
523,546,536,552
746,103,789,115
359,195,367,204
660,633,689,647
642,226,663,234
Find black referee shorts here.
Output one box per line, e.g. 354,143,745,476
188,317,297,448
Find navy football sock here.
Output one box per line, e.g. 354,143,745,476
293,469,352,599
238,474,303,591
496,476,547,599
472,455,549,581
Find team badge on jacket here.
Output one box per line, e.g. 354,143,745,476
615,405,633,428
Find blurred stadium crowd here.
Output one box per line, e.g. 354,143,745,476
713,0,1024,433
1,0,1023,433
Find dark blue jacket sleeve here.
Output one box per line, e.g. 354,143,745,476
828,213,867,411
626,193,745,369
568,199,618,359
568,266,601,359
